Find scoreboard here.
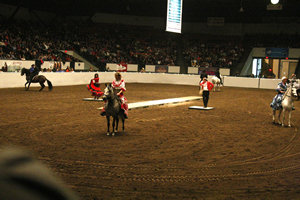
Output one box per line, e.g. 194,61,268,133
166,0,183,33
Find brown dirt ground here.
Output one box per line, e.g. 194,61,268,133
0,83,300,200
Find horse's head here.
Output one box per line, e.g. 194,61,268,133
102,83,115,101
283,84,293,100
21,68,26,76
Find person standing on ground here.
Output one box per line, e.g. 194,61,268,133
200,77,214,108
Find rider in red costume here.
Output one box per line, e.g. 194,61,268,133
87,73,103,99
101,72,128,118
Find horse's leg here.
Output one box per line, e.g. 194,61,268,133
288,111,292,127
272,110,276,124
281,109,285,127
112,116,116,136
278,109,282,125
106,116,110,136
122,118,125,132
39,82,45,91
26,82,31,90
115,116,119,134
112,117,115,135
25,81,28,90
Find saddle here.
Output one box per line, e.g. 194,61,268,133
31,75,39,82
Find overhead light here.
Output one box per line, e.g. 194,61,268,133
271,0,279,4
239,0,244,12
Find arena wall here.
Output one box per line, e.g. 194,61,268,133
106,63,180,73
223,77,259,88
0,60,85,72
0,71,297,90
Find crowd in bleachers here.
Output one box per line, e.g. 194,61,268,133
183,38,245,69
72,24,177,67
0,21,177,69
1,20,300,72
0,21,75,63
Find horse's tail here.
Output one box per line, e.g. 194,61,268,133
47,79,53,91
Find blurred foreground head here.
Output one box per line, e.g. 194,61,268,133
0,147,79,200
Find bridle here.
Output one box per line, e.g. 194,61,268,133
283,86,292,99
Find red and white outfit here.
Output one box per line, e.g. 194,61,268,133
87,77,103,98
200,80,214,107
199,80,214,91
112,79,129,116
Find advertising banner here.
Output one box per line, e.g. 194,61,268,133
155,65,168,73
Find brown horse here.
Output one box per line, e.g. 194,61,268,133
21,68,53,91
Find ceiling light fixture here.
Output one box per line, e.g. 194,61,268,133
271,0,279,5
239,0,244,12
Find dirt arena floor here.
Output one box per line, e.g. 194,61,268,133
0,83,300,200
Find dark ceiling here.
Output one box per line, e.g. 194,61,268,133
1,0,300,23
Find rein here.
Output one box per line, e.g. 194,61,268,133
282,86,292,100
106,87,120,103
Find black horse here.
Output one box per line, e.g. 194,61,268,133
102,83,126,136
21,68,53,91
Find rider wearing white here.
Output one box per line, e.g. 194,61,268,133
270,76,294,110
101,72,128,118
291,73,300,100
112,72,128,118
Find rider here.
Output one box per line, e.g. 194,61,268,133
87,73,103,99
291,73,300,100
29,64,39,82
215,69,223,85
270,76,295,110
101,72,128,118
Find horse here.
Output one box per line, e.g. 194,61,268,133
272,83,294,127
102,83,126,136
21,68,53,91
211,76,221,92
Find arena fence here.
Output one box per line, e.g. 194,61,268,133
0,71,298,90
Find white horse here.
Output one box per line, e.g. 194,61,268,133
211,76,221,92
272,84,294,127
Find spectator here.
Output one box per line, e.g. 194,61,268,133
0,147,79,200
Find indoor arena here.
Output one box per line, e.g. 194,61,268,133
0,0,300,199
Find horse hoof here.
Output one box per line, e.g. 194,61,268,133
112,132,115,136
106,132,110,136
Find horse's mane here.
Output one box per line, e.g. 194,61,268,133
282,84,292,100
105,84,120,102
21,68,29,75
